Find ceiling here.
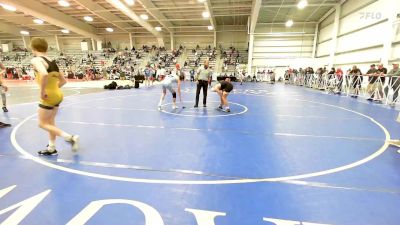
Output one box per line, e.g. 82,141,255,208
0,0,340,39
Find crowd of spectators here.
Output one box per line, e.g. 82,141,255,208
281,63,399,106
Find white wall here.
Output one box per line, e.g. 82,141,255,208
217,31,248,49
253,0,399,71
62,38,87,50
175,35,214,49
253,36,314,60
317,0,399,69
392,43,400,61
253,58,323,68
316,10,334,58
251,24,317,68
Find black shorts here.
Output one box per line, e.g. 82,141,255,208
220,81,233,93
39,103,61,110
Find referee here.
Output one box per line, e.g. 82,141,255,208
194,60,212,108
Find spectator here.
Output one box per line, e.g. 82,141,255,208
194,60,212,108
350,65,363,97
366,64,379,101
373,63,388,101
336,68,344,93
385,62,400,106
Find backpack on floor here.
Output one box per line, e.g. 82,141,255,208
104,81,118,89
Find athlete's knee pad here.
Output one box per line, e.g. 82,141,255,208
172,92,177,98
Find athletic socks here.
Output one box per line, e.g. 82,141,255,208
67,135,80,152
48,140,56,151
61,132,73,141
61,133,80,151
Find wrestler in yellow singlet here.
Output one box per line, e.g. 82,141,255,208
35,57,64,109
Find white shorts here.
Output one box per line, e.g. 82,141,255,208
162,83,175,93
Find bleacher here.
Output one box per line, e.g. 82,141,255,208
148,49,183,72
220,47,248,75
0,51,31,67
186,49,217,71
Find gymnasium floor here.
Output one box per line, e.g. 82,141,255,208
1,81,400,225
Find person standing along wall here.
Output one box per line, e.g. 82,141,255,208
385,63,400,106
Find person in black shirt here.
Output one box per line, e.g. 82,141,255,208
212,78,233,112
366,64,378,101
350,66,362,97
373,63,387,101
327,68,335,81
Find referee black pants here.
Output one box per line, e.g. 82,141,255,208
195,80,208,106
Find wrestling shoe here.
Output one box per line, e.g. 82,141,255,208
38,149,58,156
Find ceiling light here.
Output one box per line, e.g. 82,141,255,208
106,27,114,32
33,19,44,24
140,14,148,20
58,0,70,7
297,0,308,9
155,26,162,31
84,16,93,22
202,11,210,18
285,19,294,27
124,0,135,6
61,29,70,34
207,25,213,30
20,30,29,35
0,3,17,11
198,0,206,2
